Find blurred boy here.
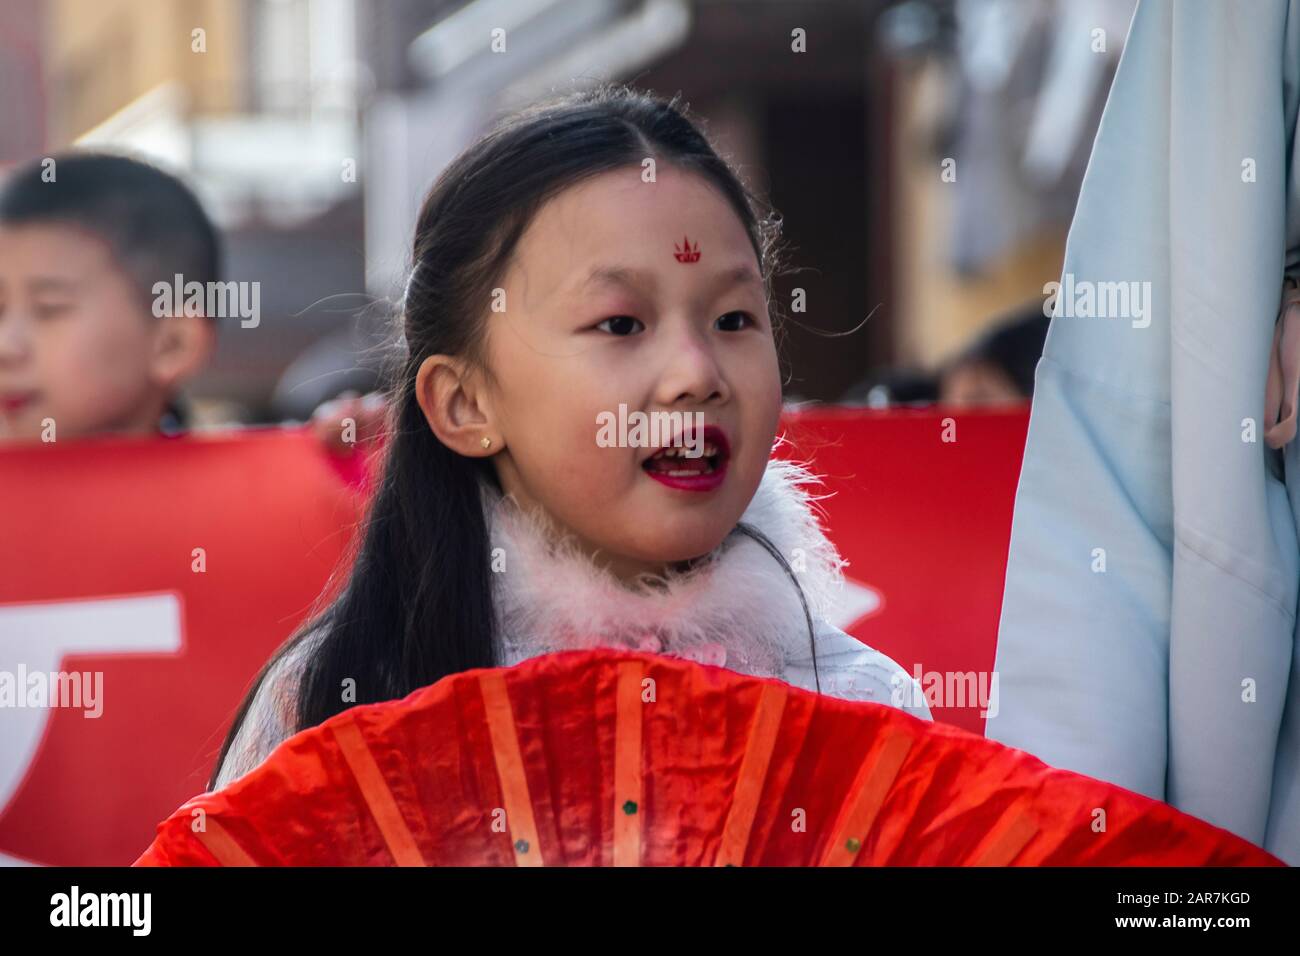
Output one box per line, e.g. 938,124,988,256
0,153,219,442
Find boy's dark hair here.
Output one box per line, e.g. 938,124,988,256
946,302,1052,398
0,152,221,312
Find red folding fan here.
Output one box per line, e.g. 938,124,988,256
135,649,1281,866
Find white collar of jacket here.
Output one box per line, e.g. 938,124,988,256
480,452,850,678
213,453,927,790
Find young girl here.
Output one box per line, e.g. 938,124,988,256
211,84,930,791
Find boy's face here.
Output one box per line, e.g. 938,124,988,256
0,223,200,441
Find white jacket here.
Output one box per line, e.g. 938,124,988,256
213,455,930,789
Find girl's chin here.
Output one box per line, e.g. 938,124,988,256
615,529,733,570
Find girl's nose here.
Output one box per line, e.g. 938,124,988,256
654,326,729,407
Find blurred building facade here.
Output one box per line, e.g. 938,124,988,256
3,0,1133,414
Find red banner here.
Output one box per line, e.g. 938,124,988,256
0,428,366,866
776,407,1029,734
0,408,1028,865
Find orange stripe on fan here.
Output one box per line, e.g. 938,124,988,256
819,729,914,866
331,718,427,866
715,682,788,866
195,817,258,866
971,800,1039,866
613,661,644,867
479,671,544,867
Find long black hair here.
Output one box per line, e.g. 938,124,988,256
211,84,807,789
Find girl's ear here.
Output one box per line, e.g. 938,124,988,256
415,354,498,457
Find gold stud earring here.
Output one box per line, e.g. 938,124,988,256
480,436,493,449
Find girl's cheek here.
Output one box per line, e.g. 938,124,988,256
746,363,783,439
537,418,610,492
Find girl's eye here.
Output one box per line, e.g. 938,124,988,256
715,310,755,331
595,315,644,336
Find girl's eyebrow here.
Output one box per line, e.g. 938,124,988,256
579,262,762,295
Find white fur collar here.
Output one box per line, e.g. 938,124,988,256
481,448,849,677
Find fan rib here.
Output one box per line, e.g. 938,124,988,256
331,718,427,866
971,799,1039,866
715,683,788,867
479,671,545,866
613,661,644,867
194,817,259,867
819,729,914,866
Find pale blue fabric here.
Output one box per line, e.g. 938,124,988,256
988,0,1300,864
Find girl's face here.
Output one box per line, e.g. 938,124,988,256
471,165,782,582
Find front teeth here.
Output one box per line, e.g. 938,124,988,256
653,442,718,459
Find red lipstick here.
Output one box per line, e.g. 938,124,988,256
641,425,730,493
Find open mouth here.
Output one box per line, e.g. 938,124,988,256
641,425,731,490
